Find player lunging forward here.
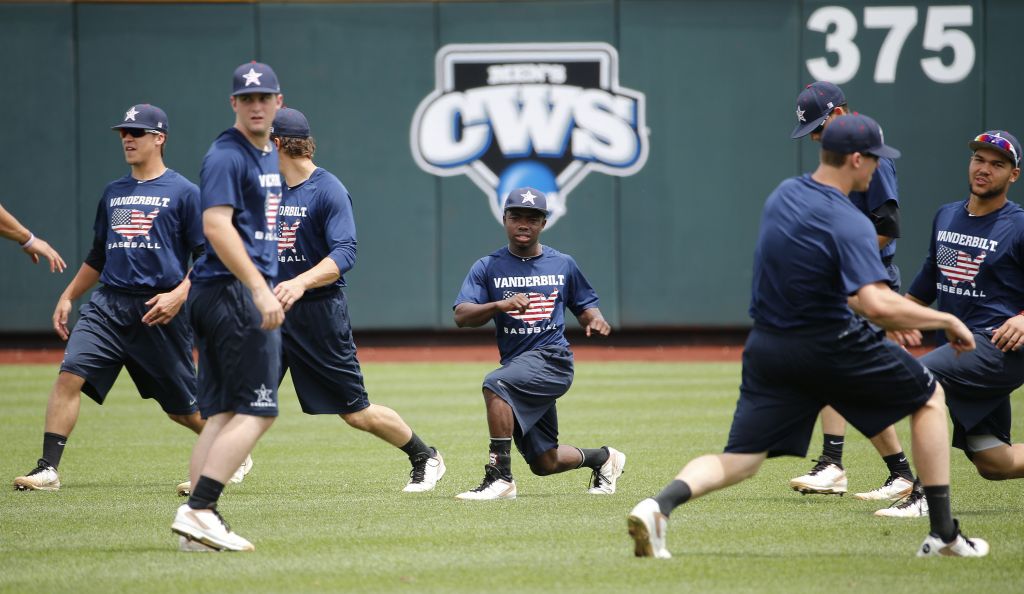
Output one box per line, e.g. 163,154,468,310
453,187,625,500
628,115,988,559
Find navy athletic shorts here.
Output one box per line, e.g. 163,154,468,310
482,344,574,464
280,290,370,415
725,318,936,458
189,278,281,418
919,332,1024,453
61,286,198,415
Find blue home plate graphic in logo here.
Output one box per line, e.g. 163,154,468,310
410,43,649,226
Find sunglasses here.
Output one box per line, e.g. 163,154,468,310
119,128,161,138
974,133,1020,166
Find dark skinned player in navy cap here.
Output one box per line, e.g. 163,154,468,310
628,114,988,559
452,187,625,500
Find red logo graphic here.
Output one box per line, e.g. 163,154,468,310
111,208,159,239
504,289,559,324
937,244,986,287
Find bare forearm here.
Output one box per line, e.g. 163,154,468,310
854,287,955,331
291,258,340,291
576,307,605,327
0,205,31,244
454,302,504,328
61,264,101,301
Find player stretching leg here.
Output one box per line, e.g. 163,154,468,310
170,62,285,552
894,131,1024,503
788,82,917,503
452,188,624,500
14,104,207,493
267,107,445,491
628,115,988,559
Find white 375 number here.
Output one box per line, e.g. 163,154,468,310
806,5,975,84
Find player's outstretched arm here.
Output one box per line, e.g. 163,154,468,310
0,203,66,273
53,263,101,340
852,282,974,353
454,294,530,328
576,307,611,337
203,205,283,330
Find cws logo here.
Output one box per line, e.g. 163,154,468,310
410,43,649,226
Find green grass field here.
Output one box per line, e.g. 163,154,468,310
1,361,1022,593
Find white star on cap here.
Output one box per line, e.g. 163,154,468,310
795,106,806,123
124,106,139,121
520,190,537,205
242,67,263,87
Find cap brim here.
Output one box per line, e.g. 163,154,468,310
232,87,281,96
968,141,1017,165
865,145,901,159
504,205,548,214
111,123,164,132
791,116,828,139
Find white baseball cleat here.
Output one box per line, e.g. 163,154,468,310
627,498,671,559
14,461,60,492
588,447,626,495
917,522,989,558
789,457,847,495
171,504,255,552
229,455,253,485
403,449,446,493
875,489,928,518
176,481,191,497
854,475,914,501
455,466,516,501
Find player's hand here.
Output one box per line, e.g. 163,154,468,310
23,238,66,273
584,317,611,337
499,293,530,315
886,328,922,349
273,279,306,313
52,298,72,341
943,316,975,354
142,290,185,326
252,285,284,330
991,314,1024,352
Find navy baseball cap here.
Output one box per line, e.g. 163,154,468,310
503,187,548,214
821,114,901,159
232,61,281,96
969,130,1021,167
111,104,168,133
271,107,310,138
791,81,846,139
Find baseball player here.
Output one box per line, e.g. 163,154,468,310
268,107,445,492
0,203,66,272
13,104,205,492
452,187,625,500
628,114,988,559
171,62,284,552
896,130,1024,496
788,81,917,505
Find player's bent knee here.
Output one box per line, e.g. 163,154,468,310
53,371,86,395
528,461,555,476
926,383,946,407
341,409,373,431
972,455,1011,481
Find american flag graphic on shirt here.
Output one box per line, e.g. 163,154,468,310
505,289,559,323
937,244,986,287
111,208,159,239
265,193,282,233
277,220,301,253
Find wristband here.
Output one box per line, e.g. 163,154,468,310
19,232,35,249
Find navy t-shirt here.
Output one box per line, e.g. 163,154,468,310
191,128,282,281
848,157,899,260
907,200,1024,332
750,174,889,330
454,245,600,363
92,169,203,290
274,168,356,295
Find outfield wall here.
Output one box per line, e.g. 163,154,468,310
1,0,1020,332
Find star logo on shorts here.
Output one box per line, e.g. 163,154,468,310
124,106,139,122
795,106,806,123
251,384,275,408
520,190,537,205
242,67,263,87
